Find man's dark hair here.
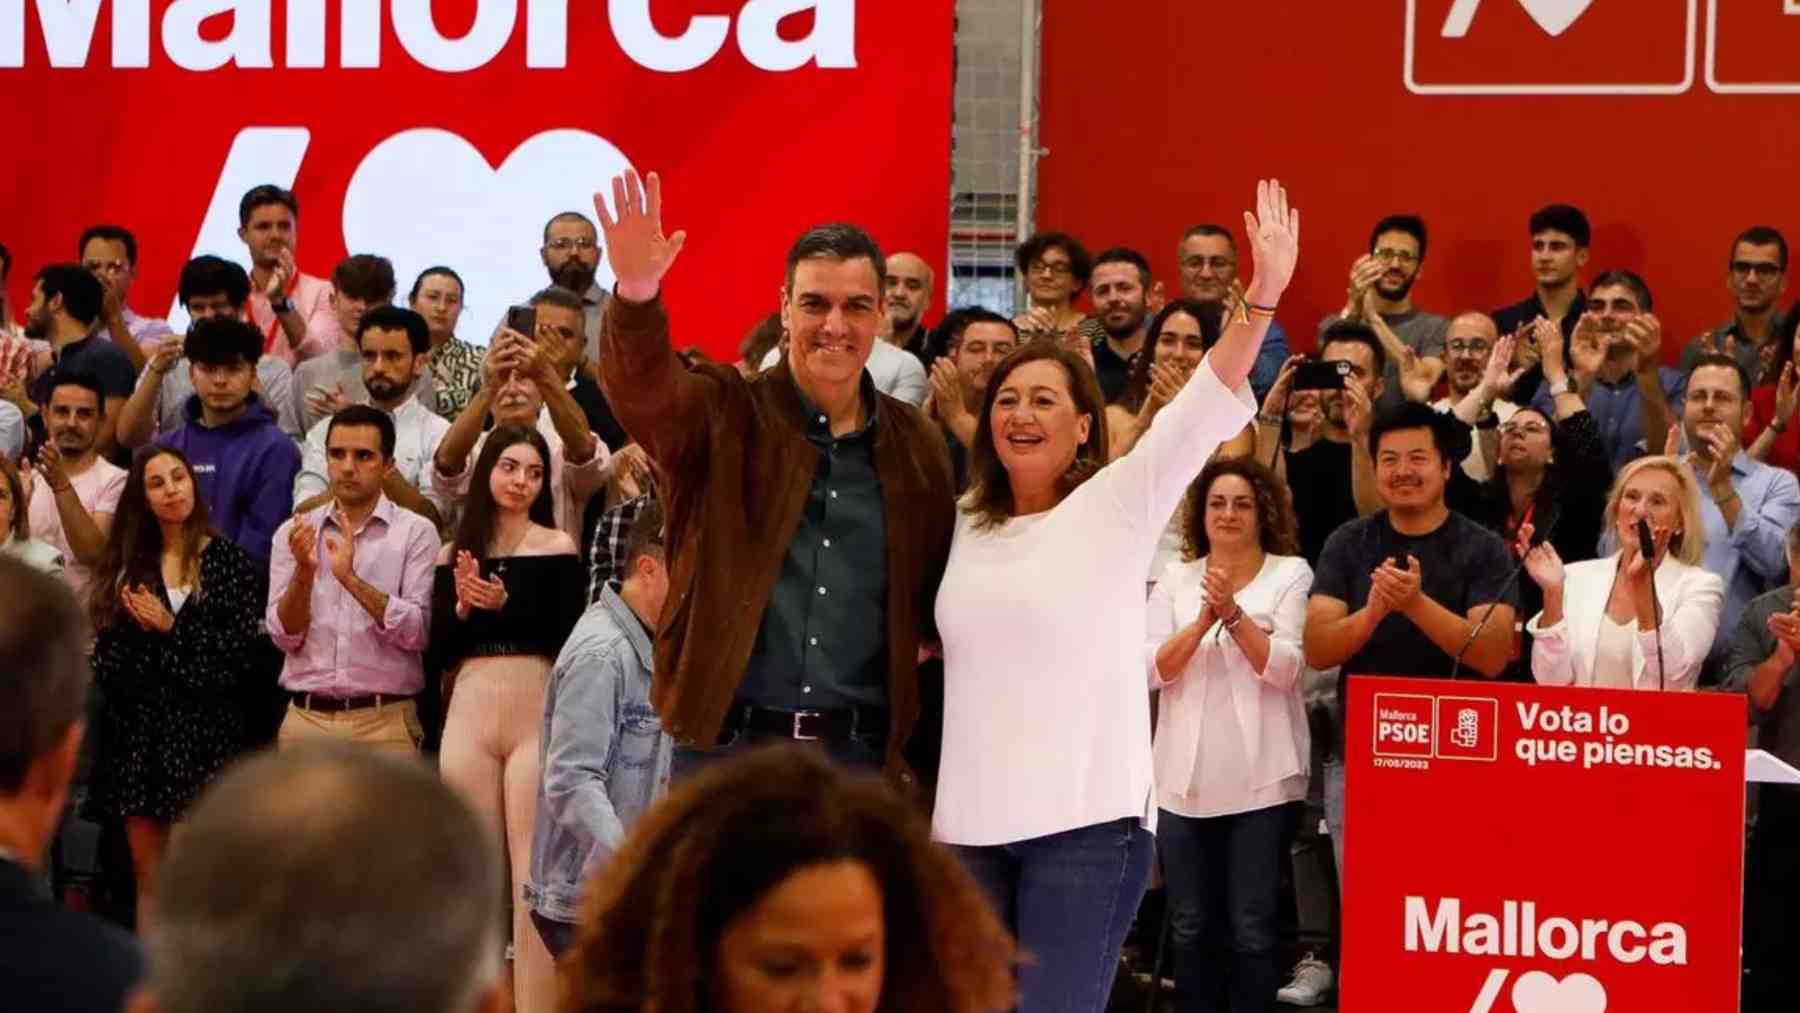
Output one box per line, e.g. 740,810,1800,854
1733,226,1789,272
1368,400,1461,463
0,557,90,793
35,264,104,326
331,254,396,304
1091,247,1153,289
1589,269,1654,312
0,241,11,280
1687,352,1751,399
45,369,105,411
77,224,139,265
1319,320,1389,379
529,285,586,315
408,265,465,302
1529,204,1591,249
1014,231,1093,295
238,184,299,226
178,255,252,310
184,316,262,368
946,307,1018,352
149,744,503,1013
622,499,666,572
541,211,597,245
1181,224,1236,250
785,223,886,294
327,404,397,461
1369,214,1428,262
356,305,430,355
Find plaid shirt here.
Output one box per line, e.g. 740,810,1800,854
587,491,657,605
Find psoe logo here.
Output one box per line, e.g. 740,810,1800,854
1373,692,1435,762
1436,695,1499,762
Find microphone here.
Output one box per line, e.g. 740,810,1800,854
1635,517,1667,691
1636,517,1656,564
1449,504,1559,681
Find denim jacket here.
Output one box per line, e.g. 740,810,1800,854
524,586,671,924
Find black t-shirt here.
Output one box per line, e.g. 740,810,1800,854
1090,333,1136,404
1285,438,1360,566
1312,509,1516,693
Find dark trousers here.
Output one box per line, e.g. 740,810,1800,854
1745,786,1800,1012
952,817,1154,1013
531,911,578,960
1159,803,1299,1013
672,726,887,781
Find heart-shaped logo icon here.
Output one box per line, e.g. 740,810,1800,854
342,128,635,345
1516,0,1595,37
1511,970,1607,1013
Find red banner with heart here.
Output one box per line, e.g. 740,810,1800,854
1343,676,1745,1013
0,1,952,360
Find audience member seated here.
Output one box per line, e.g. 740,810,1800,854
562,744,1014,1013
1721,519,1800,1013
1317,215,1448,412
0,557,142,1013
268,406,440,751
115,256,299,445
490,211,610,365
925,308,1017,491
125,744,506,1013
1013,230,1092,349
407,266,485,422
290,253,396,434
238,183,341,366
1177,223,1290,398
79,224,173,371
157,317,301,563
525,504,671,961
293,306,449,529
1522,455,1722,691
23,264,134,458
429,424,584,1013
1148,457,1312,1013
0,457,60,572
1529,270,1684,472
1432,312,1516,481
1743,309,1800,471
1679,226,1789,383
1077,247,1156,402
26,372,125,596
884,251,936,367
84,446,272,927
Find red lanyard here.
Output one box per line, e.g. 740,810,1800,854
250,270,302,355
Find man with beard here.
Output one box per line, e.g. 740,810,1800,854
1178,223,1290,400
1678,227,1789,384
290,255,397,435
22,265,135,460
78,224,174,372
1318,215,1448,413
26,372,126,597
882,251,936,366
1431,312,1517,481
1528,270,1684,472
925,308,1018,492
238,184,341,366
490,212,611,366
1081,247,1154,403
293,307,449,529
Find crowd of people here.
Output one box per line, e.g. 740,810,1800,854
1,170,1797,1013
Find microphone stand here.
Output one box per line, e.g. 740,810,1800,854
1450,508,1559,681
1638,518,1667,692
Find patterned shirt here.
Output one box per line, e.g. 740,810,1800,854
587,490,657,605
426,338,486,423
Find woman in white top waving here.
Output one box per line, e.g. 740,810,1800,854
1148,455,1311,1013
933,181,1299,1013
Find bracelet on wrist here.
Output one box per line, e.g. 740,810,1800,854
1248,301,1278,313
1256,412,1283,426
1223,606,1245,631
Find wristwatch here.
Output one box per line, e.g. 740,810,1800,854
270,295,293,314
1546,376,1573,397
1474,412,1501,431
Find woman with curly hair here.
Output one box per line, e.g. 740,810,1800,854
561,744,1015,1013
1147,456,1312,1012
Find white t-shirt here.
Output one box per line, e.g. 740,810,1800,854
932,358,1254,846
27,455,127,600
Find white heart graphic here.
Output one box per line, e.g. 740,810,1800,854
1510,970,1608,1013
343,128,634,346
1517,0,1595,37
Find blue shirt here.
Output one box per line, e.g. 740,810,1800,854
1250,319,1292,403
1533,368,1686,473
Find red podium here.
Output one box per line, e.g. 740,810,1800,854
1342,676,1746,1012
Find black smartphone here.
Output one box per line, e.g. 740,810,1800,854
1292,359,1351,390
505,304,536,338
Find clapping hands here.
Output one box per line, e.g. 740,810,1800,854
453,549,508,620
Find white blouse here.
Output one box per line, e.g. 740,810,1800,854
933,358,1255,846
1147,554,1312,818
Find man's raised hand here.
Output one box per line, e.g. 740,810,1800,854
595,170,687,303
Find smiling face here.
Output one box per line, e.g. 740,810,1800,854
1178,233,1237,302
782,257,883,396
989,358,1092,499
1091,262,1149,340
491,370,544,427
952,321,1015,393
882,253,932,330
1443,314,1499,398
46,383,101,458
1586,282,1644,349
1203,473,1260,551
410,272,464,337
1371,229,1422,301
1151,309,1209,371
1613,465,1684,549
1682,363,1746,455
714,860,885,1013
1374,426,1449,512
143,452,196,527
487,441,546,515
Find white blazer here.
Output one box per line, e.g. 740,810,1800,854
1525,554,1723,692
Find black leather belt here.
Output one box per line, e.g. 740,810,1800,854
729,703,886,744
290,691,415,713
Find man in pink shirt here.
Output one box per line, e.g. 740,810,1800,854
27,372,126,599
238,184,340,366
267,405,440,751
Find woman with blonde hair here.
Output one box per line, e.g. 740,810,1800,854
1519,455,1723,690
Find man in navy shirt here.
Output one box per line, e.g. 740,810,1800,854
23,264,135,458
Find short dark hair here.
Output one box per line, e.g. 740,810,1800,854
1529,204,1591,248
356,305,430,355
408,265,465,302
622,500,665,573
528,286,586,315
238,184,298,226
785,223,886,294
1370,214,1428,262
184,316,262,368
1014,231,1093,295
0,557,90,793
45,369,105,410
1733,226,1789,272
1319,320,1389,379
35,264,104,326
1687,352,1751,399
178,255,251,310
1589,269,1654,312
327,404,397,460
1091,246,1153,289
78,224,138,265
1181,224,1236,250
945,308,1018,353
541,211,596,245
1369,400,1462,463
331,254,396,303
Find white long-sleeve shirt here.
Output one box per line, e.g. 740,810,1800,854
932,357,1254,846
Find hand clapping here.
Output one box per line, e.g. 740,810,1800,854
453,549,508,618
1369,555,1423,614
120,583,175,634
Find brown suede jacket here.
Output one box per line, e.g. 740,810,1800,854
599,293,956,789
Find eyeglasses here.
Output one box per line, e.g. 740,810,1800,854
546,237,598,252
1027,260,1074,278
1731,260,1783,279
1500,421,1549,437
1374,248,1419,265
1446,340,1493,355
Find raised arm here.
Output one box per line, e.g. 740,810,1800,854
118,344,181,449
1628,314,1675,457
1207,179,1299,393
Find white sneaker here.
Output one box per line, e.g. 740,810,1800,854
1276,952,1332,1006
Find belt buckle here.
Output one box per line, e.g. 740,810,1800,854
791,709,823,741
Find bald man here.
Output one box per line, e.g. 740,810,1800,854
883,252,935,366
1430,311,1517,481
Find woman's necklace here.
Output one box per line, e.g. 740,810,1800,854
491,523,531,577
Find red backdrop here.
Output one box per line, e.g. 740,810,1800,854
1,1,952,360
1038,0,1800,356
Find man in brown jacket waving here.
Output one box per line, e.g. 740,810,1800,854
595,170,955,793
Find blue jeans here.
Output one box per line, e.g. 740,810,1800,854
952,817,1154,1013
1323,760,1345,882
1160,804,1299,1013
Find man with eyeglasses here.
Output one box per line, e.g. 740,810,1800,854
490,212,611,367
1678,227,1789,385
78,224,173,373
1318,215,1448,413
1430,311,1516,481
1178,223,1289,400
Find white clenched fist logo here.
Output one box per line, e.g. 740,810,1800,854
1451,707,1481,749
1442,0,1597,37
